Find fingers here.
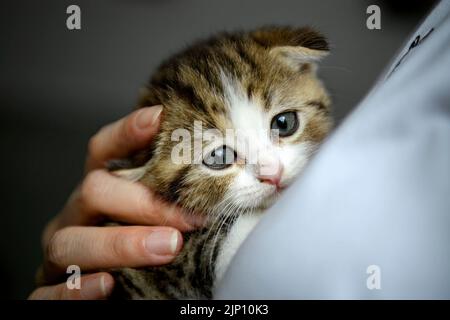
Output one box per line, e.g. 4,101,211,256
86,105,163,171
67,170,202,231
29,273,114,300
42,169,204,248
45,226,183,274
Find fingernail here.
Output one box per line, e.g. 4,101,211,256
99,275,114,298
145,230,179,256
136,105,163,129
81,275,113,299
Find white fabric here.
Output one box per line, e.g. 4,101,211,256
215,1,450,299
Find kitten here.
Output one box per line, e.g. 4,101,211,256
109,26,333,299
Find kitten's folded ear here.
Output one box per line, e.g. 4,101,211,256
250,26,329,70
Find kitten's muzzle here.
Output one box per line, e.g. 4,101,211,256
256,158,284,190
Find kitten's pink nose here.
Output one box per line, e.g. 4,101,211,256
258,172,283,187
256,157,284,187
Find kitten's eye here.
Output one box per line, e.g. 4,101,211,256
203,145,236,170
271,111,299,137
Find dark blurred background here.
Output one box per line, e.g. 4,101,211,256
0,0,436,299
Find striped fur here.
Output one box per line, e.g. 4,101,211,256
111,26,333,299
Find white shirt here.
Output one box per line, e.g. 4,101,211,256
215,1,450,299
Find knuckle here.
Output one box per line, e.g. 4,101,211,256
46,229,67,268
87,134,101,159
111,231,133,261
52,282,78,300
54,285,67,300
60,285,79,300
111,232,127,259
110,118,131,151
79,170,104,206
122,112,141,145
124,114,136,139
135,189,155,219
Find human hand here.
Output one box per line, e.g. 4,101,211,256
29,105,203,299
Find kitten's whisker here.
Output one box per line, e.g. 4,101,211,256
206,193,241,259
200,194,237,266
208,200,241,270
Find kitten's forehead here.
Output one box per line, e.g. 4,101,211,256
152,30,329,143
220,71,266,131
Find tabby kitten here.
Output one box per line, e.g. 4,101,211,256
110,26,333,299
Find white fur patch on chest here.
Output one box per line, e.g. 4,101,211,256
214,212,263,285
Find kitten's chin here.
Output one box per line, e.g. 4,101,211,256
259,190,283,209
239,186,282,213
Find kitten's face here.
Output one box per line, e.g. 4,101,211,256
129,27,332,219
